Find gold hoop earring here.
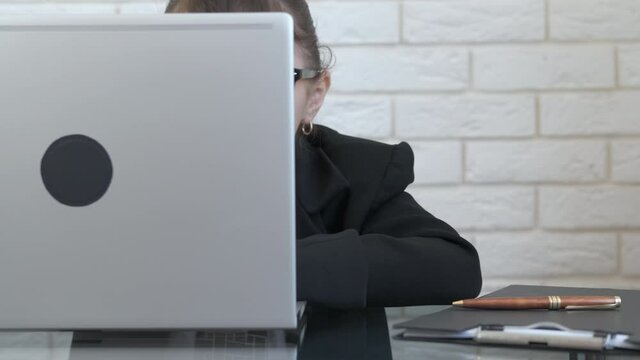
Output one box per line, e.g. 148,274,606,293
301,122,314,136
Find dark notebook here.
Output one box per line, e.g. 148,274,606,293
395,285,640,351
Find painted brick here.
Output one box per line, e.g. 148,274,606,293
411,141,462,185
315,95,392,139
476,233,617,277
412,186,535,230
474,46,615,90
309,2,399,45
550,0,640,40
540,186,640,229
621,233,640,275
613,141,640,183
540,92,640,136
404,0,544,43
619,45,640,87
330,47,468,92
466,140,607,183
395,95,535,138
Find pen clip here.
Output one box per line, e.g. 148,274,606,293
564,303,620,310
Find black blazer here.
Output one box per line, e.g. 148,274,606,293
296,125,482,309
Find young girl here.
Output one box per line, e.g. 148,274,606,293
165,0,482,309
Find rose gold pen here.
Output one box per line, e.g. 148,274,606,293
452,296,622,310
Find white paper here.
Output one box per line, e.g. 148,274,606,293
0,332,72,360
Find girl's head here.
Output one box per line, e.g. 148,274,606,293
165,0,332,134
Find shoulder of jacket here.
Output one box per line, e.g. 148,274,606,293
313,125,415,198
313,124,402,156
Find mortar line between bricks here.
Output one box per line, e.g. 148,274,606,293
468,229,622,235
332,89,640,97
411,183,640,189
544,0,550,41
386,139,640,147
390,95,397,139
401,136,640,142
607,140,613,182
461,141,467,184
535,94,541,136
614,45,621,88
617,233,623,275
330,88,638,95
481,227,640,232
325,40,640,48
484,275,637,281
468,50,474,89
398,0,404,44
534,186,539,228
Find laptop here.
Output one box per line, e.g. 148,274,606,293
0,13,297,330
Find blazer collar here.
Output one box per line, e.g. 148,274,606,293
295,135,349,214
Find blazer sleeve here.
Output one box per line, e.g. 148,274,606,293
296,229,370,309
296,142,482,309
359,191,482,307
361,141,482,307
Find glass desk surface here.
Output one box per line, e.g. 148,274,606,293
2,306,640,360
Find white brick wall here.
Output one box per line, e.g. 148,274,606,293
403,0,545,43
476,233,618,277
466,140,607,183
412,186,535,230
622,233,640,275
619,46,640,87
540,92,640,135
396,95,535,138
550,0,640,40
412,141,462,185
613,141,640,183
330,47,468,91
3,0,640,316
474,46,615,90
317,96,392,138
540,187,640,229
309,2,399,44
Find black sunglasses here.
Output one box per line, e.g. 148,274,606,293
294,68,321,83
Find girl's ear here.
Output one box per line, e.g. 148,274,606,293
305,71,331,121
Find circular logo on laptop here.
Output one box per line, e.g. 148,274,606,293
41,135,113,207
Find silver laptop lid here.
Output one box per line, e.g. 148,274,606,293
0,14,296,329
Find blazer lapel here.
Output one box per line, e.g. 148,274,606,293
295,136,349,215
